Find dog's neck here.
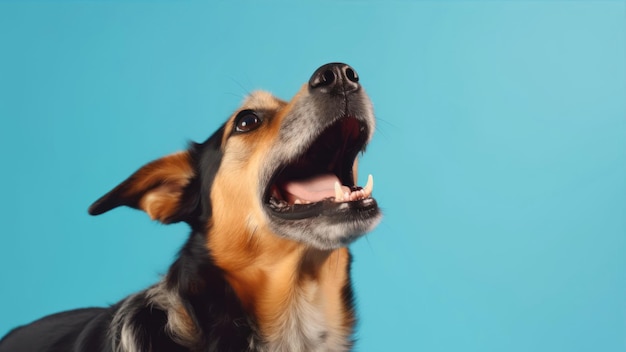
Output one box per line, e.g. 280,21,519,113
209,227,355,351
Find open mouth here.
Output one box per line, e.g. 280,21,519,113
264,116,376,219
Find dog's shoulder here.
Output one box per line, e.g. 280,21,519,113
0,307,109,352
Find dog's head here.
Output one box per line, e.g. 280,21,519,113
89,63,381,250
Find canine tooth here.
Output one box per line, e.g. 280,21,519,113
363,174,374,197
334,181,343,202
294,199,302,204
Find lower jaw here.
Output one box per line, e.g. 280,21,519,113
265,199,381,250
265,197,378,220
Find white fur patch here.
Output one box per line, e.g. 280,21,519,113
109,293,143,352
146,283,197,348
264,281,351,352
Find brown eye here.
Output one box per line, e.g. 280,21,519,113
234,110,262,133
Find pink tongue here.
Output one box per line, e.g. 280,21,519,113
282,174,349,203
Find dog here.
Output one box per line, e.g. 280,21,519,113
0,63,381,352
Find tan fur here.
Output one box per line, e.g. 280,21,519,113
318,248,354,334
131,151,194,222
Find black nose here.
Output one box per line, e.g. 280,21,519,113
309,63,360,94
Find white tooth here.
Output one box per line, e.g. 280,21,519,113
334,181,343,202
363,174,374,196
294,199,302,204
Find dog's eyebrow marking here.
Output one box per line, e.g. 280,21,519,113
243,90,287,111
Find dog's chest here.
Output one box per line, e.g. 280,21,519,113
260,282,350,352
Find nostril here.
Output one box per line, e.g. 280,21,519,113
345,67,359,83
320,70,335,87
310,68,337,89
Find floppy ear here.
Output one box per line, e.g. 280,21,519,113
88,151,196,224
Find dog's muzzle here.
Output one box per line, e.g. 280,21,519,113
261,63,381,250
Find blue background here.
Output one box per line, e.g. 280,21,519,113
0,1,624,351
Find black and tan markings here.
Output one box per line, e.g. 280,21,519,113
0,63,381,352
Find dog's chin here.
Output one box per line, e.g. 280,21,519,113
264,198,381,250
